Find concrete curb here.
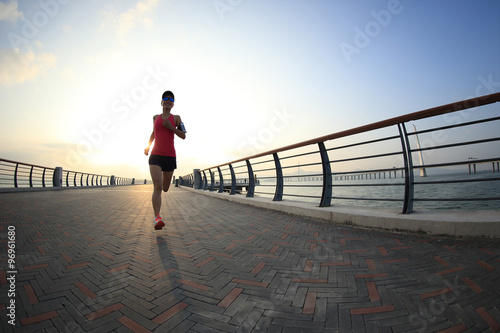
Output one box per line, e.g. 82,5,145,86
182,187,500,238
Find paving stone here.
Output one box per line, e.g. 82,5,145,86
0,186,499,332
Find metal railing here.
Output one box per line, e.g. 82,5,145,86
0,158,148,191
181,92,500,214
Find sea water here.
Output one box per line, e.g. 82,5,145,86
253,172,500,211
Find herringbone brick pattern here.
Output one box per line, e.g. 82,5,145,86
0,186,499,332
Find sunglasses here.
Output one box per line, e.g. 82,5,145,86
162,97,174,102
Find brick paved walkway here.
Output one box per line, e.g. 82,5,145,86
1,186,499,332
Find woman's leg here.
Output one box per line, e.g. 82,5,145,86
150,164,163,217
162,171,174,192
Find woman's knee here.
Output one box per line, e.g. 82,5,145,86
154,182,162,192
162,184,170,192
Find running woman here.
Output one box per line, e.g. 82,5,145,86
144,91,186,230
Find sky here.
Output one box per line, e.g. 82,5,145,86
1,0,499,180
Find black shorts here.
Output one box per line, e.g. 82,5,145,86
149,155,177,172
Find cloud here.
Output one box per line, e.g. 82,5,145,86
0,0,23,23
0,48,57,86
100,0,159,41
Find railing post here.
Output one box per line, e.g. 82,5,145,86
398,123,414,214
52,167,63,188
273,153,283,201
202,171,208,190
246,159,255,198
217,167,224,193
14,163,19,187
110,175,116,186
193,169,202,189
318,142,332,207
229,164,236,195
209,169,215,191
29,166,34,187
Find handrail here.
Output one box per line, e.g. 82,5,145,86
0,158,149,191
182,92,500,214
201,92,500,171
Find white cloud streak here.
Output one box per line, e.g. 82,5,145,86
0,0,23,23
100,0,159,41
0,48,57,86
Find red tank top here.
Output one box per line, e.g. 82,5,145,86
151,114,176,157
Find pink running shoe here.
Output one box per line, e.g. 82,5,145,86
154,215,165,230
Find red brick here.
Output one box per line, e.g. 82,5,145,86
61,252,73,263
172,252,193,258
196,257,215,268
477,260,496,271
380,258,408,264
476,307,500,332
86,303,125,321
218,287,243,308
443,245,456,252
366,281,380,302
251,261,266,274
67,262,91,269
437,323,467,333
434,256,449,266
178,279,210,291
461,277,483,294
24,284,38,304
133,255,152,264
420,287,453,299
20,310,59,326
106,264,131,274
153,302,189,324
480,248,495,255
152,268,176,280
437,267,463,276
99,251,114,259
225,243,237,251
304,260,314,272
303,292,317,315
24,264,49,270
378,246,389,255
366,259,376,271
117,315,152,333
37,245,46,255
75,282,97,299
269,245,280,254
350,305,395,315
